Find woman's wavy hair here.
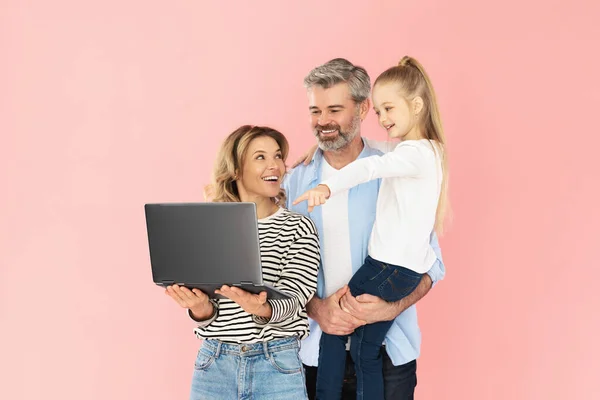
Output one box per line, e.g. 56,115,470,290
204,125,289,205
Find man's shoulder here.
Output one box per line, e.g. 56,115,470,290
286,162,315,181
284,162,317,193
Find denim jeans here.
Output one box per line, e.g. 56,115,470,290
190,336,308,400
304,350,417,400
317,256,422,400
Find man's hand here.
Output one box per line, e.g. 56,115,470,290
290,144,318,168
216,285,272,318
340,290,398,324
340,274,434,324
307,286,365,335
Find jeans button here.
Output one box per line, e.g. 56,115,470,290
241,345,249,352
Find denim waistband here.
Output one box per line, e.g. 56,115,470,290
365,255,422,277
202,336,299,358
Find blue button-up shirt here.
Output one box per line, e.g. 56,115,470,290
283,138,446,366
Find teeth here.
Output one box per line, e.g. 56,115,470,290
321,130,336,133
262,176,278,181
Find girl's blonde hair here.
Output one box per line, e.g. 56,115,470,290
205,125,289,205
374,56,450,233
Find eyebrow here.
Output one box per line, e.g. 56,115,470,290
373,102,393,110
252,148,282,155
309,104,345,110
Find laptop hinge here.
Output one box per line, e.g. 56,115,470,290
240,281,254,286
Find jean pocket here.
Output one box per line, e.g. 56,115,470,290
378,271,421,302
194,348,215,371
366,261,389,282
268,347,302,374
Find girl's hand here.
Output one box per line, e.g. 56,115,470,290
290,144,318,169
216,285,272,318
165,284,214,320
292,184,331,212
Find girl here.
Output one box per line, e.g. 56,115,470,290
166,125,321,400
293,56,449,400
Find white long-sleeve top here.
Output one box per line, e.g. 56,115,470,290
321,139,442,273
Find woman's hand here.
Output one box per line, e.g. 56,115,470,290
165,284,214,321
292,184,331,212
290,144,318,168
216,285,272,318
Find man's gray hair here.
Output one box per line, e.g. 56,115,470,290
303,58,371,103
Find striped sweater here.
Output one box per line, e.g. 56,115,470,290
193,208,320,343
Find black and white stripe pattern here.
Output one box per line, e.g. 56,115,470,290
194,208,320,343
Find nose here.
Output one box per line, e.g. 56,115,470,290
266,157,279,170
317,114,332,126
378,112,387,126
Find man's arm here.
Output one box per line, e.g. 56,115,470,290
426,232,446,288
306,286,366,336
340,232,445,324
338,274,431,324
385,274,432,319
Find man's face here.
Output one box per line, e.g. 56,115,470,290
307,83,362,151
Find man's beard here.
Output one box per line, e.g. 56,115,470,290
314,113,361,152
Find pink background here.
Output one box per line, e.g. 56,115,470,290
2,1,599,399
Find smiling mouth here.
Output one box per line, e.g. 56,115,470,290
262,176,279,182
384,124,395,131
319,129,337,134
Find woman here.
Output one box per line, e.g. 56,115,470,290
165,125,320,400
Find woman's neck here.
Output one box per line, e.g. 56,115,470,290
239,195,278,219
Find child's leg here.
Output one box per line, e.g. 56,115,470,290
351,321,393,400
315,259,385,399
347,256,422,400
316,332,349,400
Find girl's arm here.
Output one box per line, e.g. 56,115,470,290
290,138,397,169
364,137,398,153
323,141,430,196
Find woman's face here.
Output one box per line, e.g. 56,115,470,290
236,136,285,202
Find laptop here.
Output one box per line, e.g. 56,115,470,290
144,202,292,300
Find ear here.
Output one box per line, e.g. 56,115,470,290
359,98,370,121
413,96,424,115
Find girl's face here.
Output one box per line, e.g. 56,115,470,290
236,136,285,202
372,82,423,141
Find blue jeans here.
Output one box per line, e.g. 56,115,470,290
304,350,417,400
317,256,422,400
190,336,308,400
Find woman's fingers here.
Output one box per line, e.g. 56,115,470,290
191,288,208,301
257,291,267,304
166,285,187,307
179,286,196,299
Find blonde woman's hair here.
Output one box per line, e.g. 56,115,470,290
205,125,289,205
374,56,450,233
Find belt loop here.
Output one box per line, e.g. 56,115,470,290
215,341,222,358
262,341,270,359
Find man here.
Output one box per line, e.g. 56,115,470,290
283,58,446,400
